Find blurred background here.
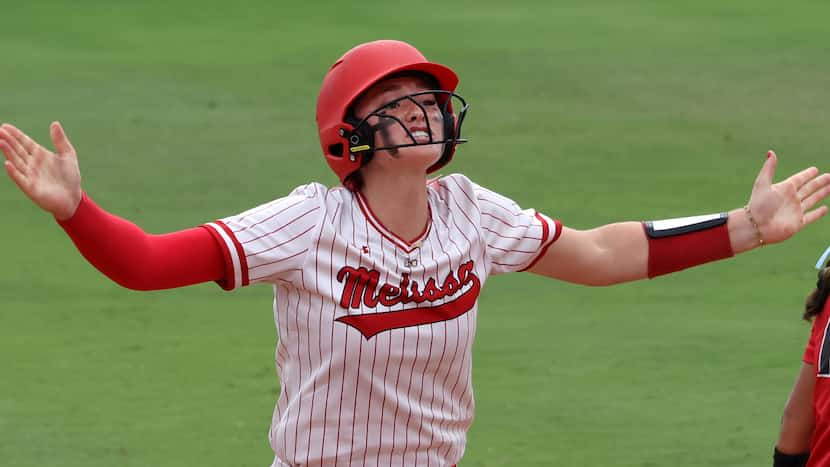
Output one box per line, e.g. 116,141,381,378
1,0,829,465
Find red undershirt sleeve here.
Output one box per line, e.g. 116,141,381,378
56,192,226,291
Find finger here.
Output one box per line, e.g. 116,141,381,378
1,123,39,155
0,139,29,175
802,185,830,212
50,121,75,155
0,127,30,162
3,160,30,193
754,150,778,188
803,205,829,227
0,129,31,173
784,166,820,190
798,173,830,201
798,174,830,202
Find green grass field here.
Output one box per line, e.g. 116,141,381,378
2,1,830,465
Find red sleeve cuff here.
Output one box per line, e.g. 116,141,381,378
519,213,562,272
203,221,249,290
56,191,93,229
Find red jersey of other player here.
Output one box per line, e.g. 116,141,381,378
774,255,830,467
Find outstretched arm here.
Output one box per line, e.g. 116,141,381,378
1,122,226,290
529,152,830,285
774,362,814,466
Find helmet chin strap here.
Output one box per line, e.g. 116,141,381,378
368,118,456,156
360,125,466,157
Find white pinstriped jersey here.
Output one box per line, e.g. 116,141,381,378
204,173,561,466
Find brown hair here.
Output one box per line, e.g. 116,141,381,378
804,265,830,321
343,171,364,192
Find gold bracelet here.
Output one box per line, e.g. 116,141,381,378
743,205,764,246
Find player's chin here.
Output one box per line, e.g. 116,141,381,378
395,145,442,165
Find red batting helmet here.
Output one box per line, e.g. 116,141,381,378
316,40,469,185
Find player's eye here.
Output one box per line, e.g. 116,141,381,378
420,98,437,106
383,101,401,111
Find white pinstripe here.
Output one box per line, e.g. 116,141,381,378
209,175,560,466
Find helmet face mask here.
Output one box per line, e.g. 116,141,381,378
315,40,470,187
345,89,468,159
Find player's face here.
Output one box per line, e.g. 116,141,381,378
352,75,445,171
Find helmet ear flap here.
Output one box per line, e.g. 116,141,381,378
342,117,375,166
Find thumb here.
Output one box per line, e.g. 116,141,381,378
50,121,76,155
755,150,777,188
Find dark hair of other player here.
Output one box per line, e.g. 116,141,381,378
803,265,830,322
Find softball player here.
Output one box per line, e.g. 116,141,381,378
3,40,830,466
772,256,830,467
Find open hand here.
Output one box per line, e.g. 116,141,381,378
748,150,830,245
0,122,82,220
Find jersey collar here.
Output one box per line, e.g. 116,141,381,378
355,191,432,253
